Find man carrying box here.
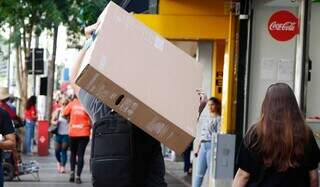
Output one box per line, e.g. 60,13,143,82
71,21,167,187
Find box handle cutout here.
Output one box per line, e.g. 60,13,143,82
115,95,125,105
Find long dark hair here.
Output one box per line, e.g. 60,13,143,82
208,97,221,115
246,83,309,171
26,96,37,110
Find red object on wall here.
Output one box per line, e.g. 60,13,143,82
38,120,49,156
268,10,299,41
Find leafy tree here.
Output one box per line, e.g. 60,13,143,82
0,0,111,116
0,0,37,112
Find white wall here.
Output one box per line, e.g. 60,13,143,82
306,4,320,117
247,3,298,126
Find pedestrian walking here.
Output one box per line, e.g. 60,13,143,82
69,21,167,187
51,97,70,173
0,108,16,187
183,142,193,175
23,96,37,155
63,96,91,184
193,94,221,187
233,83,320,187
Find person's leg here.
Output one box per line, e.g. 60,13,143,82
142,145,167,187
132,126,167,187
30,121,35,152
75,137,89,180
24,122,32,154
206,143,212,174
60,135,69,173
69,137,78,182
54,135,62,172
193,143,208,187
183,144,192,173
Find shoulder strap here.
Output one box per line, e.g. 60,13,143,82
57,110,61,119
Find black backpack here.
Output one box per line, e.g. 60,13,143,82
91,114,133,187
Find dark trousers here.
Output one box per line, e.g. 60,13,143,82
183,143,193,172
131,127,167,187
70,137,89,177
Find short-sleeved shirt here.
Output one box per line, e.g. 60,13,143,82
236,128,320,187
200,115,221,141
63,99,91,137
55,108,69,135
78,89,113,123
24,105,37,121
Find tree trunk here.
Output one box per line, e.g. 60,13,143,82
19,24,31,113
15,47,22,114
15,46,27,115
46,24,58,120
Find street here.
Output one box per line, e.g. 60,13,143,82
4,148,188,187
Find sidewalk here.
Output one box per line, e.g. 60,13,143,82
4,147,188,187
165,160,192,187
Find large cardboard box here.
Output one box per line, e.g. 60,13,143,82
76,2,203,154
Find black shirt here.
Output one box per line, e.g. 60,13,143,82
0,109,14,137
0,109,15,153
236,129,320,187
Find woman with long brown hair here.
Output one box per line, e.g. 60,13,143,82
194,96,221,187
233,83,320,187
23,96,37,155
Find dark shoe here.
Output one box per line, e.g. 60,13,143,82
75,176,82,184
69,172,75,182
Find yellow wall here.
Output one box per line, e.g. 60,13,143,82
134,14,229,40
211,40,225,100
159,0,229,16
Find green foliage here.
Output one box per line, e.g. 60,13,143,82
66,0,110,47
0,0,111,48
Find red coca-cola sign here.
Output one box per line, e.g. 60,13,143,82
268,10,299,41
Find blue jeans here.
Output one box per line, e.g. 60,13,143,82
194,142,212,187
54,135,69,167
24,120,35,154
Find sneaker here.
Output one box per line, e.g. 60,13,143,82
69,172,75,182
75,176,82,184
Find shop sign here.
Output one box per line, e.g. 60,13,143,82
268,10,299,42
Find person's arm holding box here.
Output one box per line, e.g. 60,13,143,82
71,22,100,96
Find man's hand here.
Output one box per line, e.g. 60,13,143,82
0,133,16,150
194,144,201,158
84,21,100,39
196,89,208,103
197,89,208,115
